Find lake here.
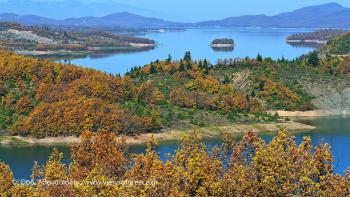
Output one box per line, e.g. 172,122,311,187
62,28,318,75
1,116,349,180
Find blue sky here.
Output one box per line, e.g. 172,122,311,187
1,0,350,21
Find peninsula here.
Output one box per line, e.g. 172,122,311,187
0,22,156,58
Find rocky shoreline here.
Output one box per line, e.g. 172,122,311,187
286,39,328,44
0,121,315,145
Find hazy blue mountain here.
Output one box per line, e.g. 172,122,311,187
196,3,350,28
0,12,181,28
0,13,57,25
1,3,350,28
0,0,175,21
63,12,182,27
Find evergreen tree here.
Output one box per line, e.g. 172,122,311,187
203,59,208,69
308,51,319,67
166,54,172,63
179,60,185,72
186,61,192,70
150,64,157,74
184,51,192,63
198,60,203,69
257,53,263,62
223,75,231,84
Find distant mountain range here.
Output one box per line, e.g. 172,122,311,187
0,12,181,28
1,3,350,28
0,0,178,21
196,3,350,28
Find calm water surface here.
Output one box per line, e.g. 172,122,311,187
66,28,317,75
1,116,349,179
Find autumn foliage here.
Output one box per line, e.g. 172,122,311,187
1,130,350,196
0,51,156,137
0,50,316,138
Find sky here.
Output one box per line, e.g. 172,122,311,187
0,0,350,22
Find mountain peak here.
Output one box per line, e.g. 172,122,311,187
294,2,347,12
320,2,344,8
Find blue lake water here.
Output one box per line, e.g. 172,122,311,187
67,28,317,75
1,116,349,180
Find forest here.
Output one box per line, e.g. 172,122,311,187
0,130,349,196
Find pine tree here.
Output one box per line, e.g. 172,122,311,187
184,51,192,63
257,53,263,62
186,61,192,70
150,64,157,74
308,51,319,67
166,54,172,63
179,60,185,72
203,59,208,69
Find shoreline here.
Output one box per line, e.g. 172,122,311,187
268,110,350,117
286,39,328,44
15,43,157,57
210,43,234,48
0,121,315,146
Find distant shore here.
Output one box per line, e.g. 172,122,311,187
286,39,328,44
15,43,157,57
0,121,315,146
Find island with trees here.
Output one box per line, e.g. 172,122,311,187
0,22,156,59
210,38,234,51
210,38,234,47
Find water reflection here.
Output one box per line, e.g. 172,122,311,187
286,41,324,49
211,46,234,52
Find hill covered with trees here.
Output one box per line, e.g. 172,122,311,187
319,31,350,56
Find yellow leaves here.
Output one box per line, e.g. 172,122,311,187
15,95,35,115
185,76,224,94
169,88,196,108
1,130,350,196
151,88,165,105
45,148,67,181
71,131,128,180
261,79,301,102
0,162,13,194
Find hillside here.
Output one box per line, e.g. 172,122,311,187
319,31,350,56
196,3,350,28
0,50,317,138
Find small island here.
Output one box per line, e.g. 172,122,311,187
210,38,234,52
210,38,234,47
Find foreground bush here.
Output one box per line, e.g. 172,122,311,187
1,130,349,196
